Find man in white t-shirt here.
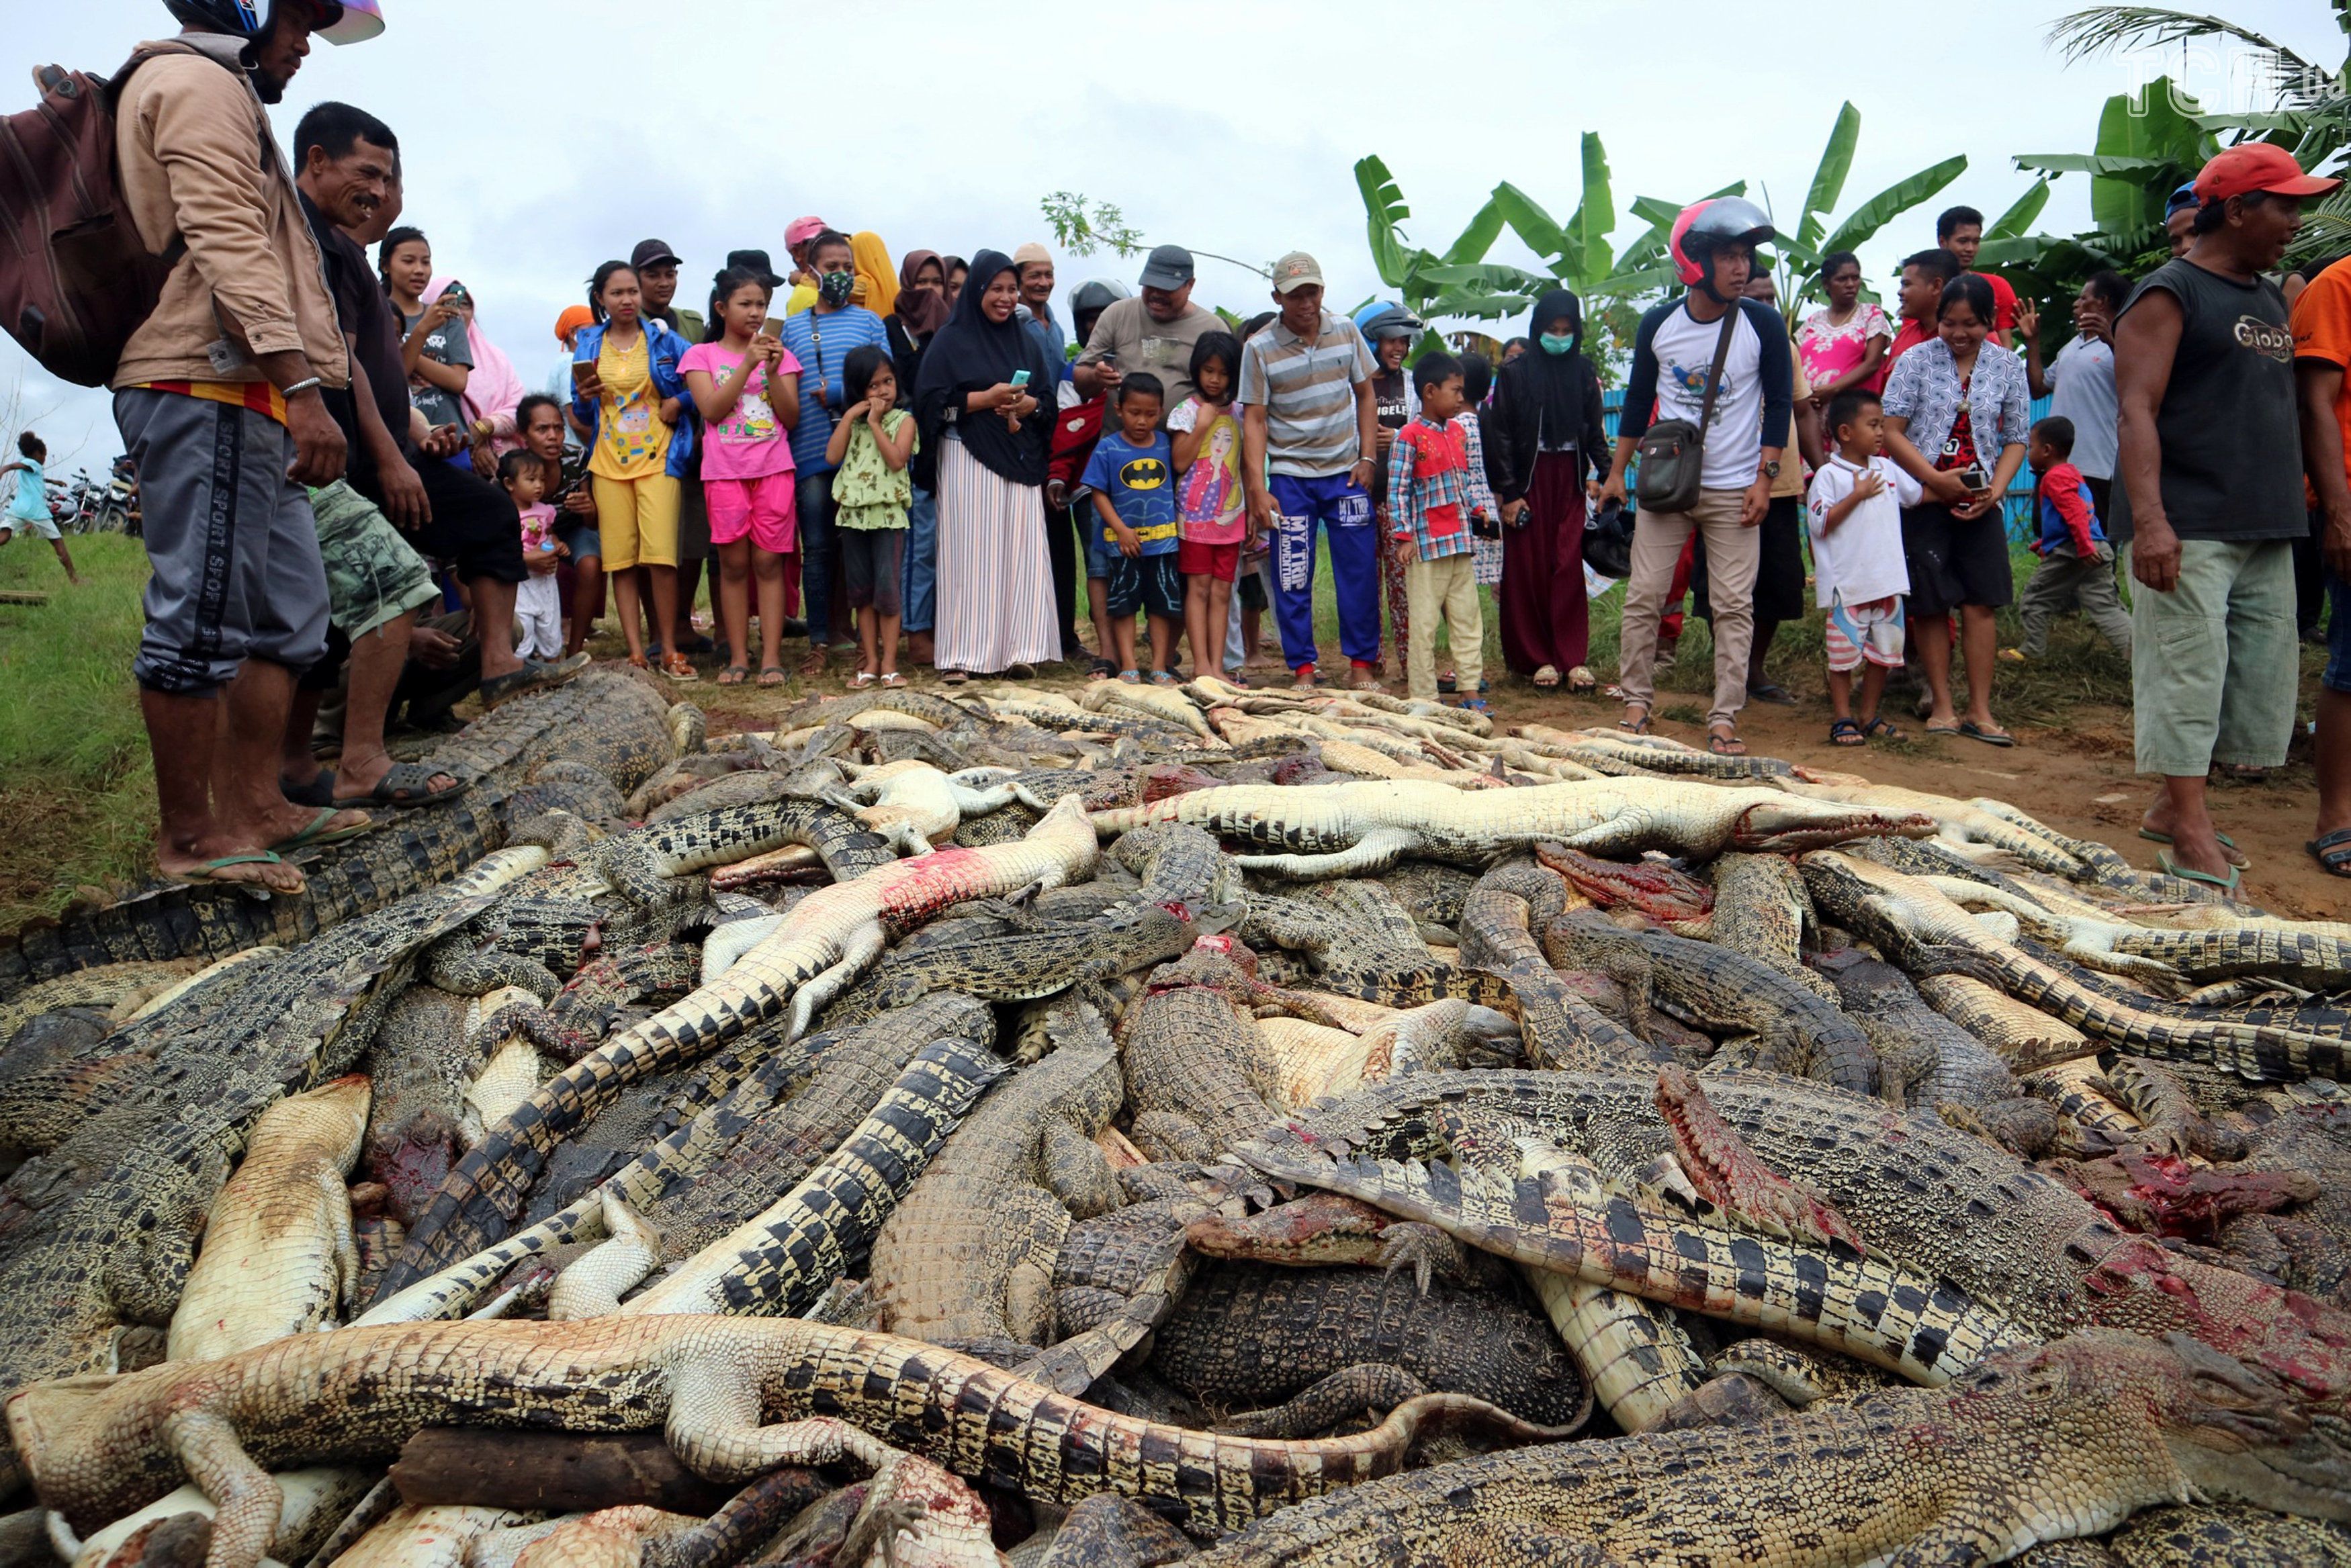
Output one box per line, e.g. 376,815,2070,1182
1601,198,1793,755
2023,271,2126,517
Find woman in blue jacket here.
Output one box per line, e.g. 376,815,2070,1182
570,261,699,679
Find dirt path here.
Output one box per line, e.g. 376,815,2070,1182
687,661,2345,922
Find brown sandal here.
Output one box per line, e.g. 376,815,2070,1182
660,652,699,683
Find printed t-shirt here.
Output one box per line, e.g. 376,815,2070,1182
777,306,890,474
589,334,672,481
1075,297,1226,414
1806,454,1919,606
2111,258,2301,544
402,306,474,428
679,342,801,481
834,410,917,531
1081,430,1179,554
1797,302,1892,393
1167,397,1245,544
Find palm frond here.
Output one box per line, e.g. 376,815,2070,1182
2047,7,2323,93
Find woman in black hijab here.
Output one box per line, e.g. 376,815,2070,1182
914,249,1058,680
1489,289,1609,690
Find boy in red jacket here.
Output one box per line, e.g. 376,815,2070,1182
2005,416,2132,661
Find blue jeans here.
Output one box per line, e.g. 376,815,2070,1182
796,469,838,646
1269,471,1378,670
901,483,938,633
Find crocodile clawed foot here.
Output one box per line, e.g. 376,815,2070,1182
1374,1223,1474,1294
1654,1064,1867,1256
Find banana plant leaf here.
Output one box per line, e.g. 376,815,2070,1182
2090,77,2214,234
2013,153,2181,177
1443,195,1506,267
1817,154,1969,257
1354,155,1419,290
1413,261,1557,296
1796,103,1861,252
1568,132,1616,289
1990,179,2052,239
1492,181,1570,273
1423,291,1542,322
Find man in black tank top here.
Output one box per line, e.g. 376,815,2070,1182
2115,143,2338,889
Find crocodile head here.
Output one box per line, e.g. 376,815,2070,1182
1730,798,1939,853
2145,1333,2351,1521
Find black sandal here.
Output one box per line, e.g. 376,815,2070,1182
1862,714,1902,741
1829,717,1865,747
1618,702,1652,735
2310,827,2351,878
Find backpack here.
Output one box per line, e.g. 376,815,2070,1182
0,44,230,387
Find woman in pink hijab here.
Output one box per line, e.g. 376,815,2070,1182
426,274,530,478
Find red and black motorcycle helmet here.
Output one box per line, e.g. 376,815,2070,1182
1669,197,1775,299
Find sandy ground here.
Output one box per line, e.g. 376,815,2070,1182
672,640,2349,924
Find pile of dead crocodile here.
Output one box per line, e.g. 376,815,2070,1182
8,669,2351,1566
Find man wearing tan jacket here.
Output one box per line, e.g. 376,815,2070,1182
111,0,383,891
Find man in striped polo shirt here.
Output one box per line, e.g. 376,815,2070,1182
1239,252,1380,689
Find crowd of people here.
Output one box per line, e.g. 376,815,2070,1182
54,0,2351,898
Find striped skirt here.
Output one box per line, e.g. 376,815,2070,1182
934,436,1058,674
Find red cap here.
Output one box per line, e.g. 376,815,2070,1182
2192,143,2340,201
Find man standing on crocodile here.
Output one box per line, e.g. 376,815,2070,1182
109,0,389,892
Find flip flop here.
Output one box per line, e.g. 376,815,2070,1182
2309,827,2351,878
1924,724,1963,737
1747,682,1798,706
279,770,337,809
1959,721,2015,748
2156,847,2242,893
879,671,906,687
714,665,749,686
267,808,371,854
1567,666,1597,693
1089,658,1118,680
333,761,469,809
758,666,788,687
850,671,878,689
1707,730,1748,757
2139,826,2239,851
163,850,300,891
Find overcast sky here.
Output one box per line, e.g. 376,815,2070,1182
3,0,2336,471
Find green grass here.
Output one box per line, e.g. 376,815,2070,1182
0,533,157,929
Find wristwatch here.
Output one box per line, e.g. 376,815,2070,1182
1762,459,1782,479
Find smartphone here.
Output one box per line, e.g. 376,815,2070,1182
756,319,781,340
1010,369,1032,389
570,359,595,388
1956,462,1991,492
441,281,470,306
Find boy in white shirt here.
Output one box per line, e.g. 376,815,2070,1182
1807,389,1920,745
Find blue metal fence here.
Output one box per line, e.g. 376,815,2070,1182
1597,387,2047,541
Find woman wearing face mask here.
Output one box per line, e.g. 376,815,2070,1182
1487,290,1609,691
914,250,1056,682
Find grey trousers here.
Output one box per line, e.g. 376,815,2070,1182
116,387,328,693
2016,544,2132,658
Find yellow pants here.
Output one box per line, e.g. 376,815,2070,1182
592,473,682,570
1405,551,1482,703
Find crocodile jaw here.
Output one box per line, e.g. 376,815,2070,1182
1731,803,1938,852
